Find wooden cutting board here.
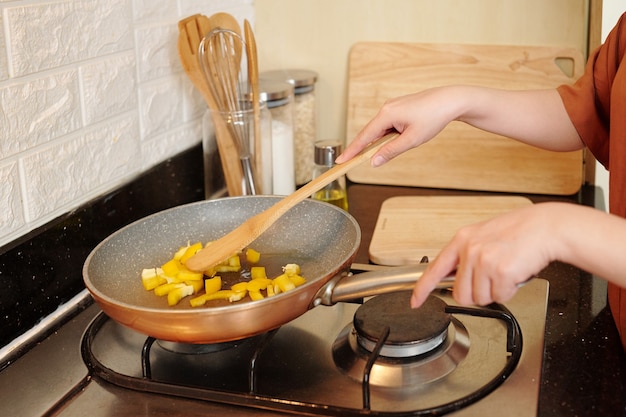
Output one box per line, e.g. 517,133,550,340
346,42,585,195
369,196,533,266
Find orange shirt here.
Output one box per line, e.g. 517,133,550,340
558,12,626,350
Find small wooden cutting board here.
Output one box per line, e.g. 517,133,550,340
369,196,533,265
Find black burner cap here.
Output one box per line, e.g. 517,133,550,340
354,292,450,345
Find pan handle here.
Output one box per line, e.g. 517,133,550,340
312,264,455,307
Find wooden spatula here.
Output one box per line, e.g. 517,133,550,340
185,133,398,272
244,19,263,194
177,14,243,196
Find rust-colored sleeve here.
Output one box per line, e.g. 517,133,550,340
559,13,626,352
557,13,626,168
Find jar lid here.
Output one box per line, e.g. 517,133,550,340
259,80,294,108
260,69,318,88
314,140,343,166
259,79,293,101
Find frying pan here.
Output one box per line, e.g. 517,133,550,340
83,196,436,344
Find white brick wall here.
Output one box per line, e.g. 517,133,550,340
0,0,254,247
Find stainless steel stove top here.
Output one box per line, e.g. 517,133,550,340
1,279,548,417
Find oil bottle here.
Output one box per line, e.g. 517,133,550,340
311,140,348,210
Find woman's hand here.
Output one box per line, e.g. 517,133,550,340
336,87,461,166
410,202,626,308
410,203,561,308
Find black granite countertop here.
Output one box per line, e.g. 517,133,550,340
1,144,624,415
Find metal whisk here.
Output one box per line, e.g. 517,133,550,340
199,28,257,195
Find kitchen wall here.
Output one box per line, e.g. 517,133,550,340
255,0,590,144
0,0,254,248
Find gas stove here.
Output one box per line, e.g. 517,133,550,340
19,276,547,416
4,146,621,416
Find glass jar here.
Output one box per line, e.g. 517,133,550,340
202,101,272,196
311,140,348,210
259,79,296,195
260,69,318,186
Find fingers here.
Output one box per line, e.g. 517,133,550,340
336,126,422,166
410,224,526,309
336,97,417,165
335,123,396,164
453,241,522,306
410,243,459,308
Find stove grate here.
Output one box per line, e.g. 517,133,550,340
73,304,522,417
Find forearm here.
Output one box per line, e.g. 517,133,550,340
410,202,626,309
553,204,626,287
452,86,584,152
337,85,585,166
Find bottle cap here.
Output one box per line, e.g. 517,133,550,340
314,140,343,166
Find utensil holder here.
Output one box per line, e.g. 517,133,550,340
203,102,272,196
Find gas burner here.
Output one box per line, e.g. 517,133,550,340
354,293,451,358
332,292,470,388
156,339,244,355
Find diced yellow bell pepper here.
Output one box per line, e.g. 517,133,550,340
247,278,272,292
143,240,304,307
228,291,247,302
180,242,203,264
141,268,167,290
177,268,204,281
273,274,296,293
167,285,194,306
161,259,182,277
141,267,160,279
289,275,306,287
154,282,185,297
204,276,222,295
250,266,267,280
206,290,234,300
189,289,247,307
266,285,275,297
245,248,261,264
173,244,189,261
185,279,205,294
228,255,241,268
231,282,249,293
282,263,301,276
215,265,241,273
142,275,167,291
204,290,245,302
189,294,209,307
249,291,264,301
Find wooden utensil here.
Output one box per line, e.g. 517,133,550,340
177,14,243,196
185,133,398,272
244,19,263,193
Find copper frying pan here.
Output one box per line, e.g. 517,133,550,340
83,196,434,344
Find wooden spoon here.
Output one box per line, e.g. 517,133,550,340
244,19,263,193
185,133,398,271
177,14,243,196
